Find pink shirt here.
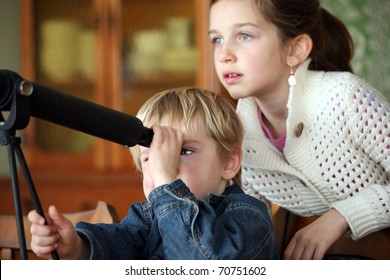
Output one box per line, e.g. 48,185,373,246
258,108,286,151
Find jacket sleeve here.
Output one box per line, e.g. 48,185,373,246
149,179,279,259
75,201,151,259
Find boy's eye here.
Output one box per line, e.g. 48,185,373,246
180,148,193,155
141,156,149,163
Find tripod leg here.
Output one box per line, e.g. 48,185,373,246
14,144,60,260
6,141,28,260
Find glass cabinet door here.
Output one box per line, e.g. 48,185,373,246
120,0,198,116
106,0,208,169
23,0,102,170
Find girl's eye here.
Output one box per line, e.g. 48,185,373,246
210,36,223,45
239,33,252,41
180,148,193,155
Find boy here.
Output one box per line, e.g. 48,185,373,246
28,87,279,259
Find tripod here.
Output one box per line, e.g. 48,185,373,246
0,76,59,260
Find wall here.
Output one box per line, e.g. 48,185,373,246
323,0,390,99
0,0,20,177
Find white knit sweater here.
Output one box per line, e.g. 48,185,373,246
238,59,390,240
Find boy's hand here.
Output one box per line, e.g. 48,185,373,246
28,206,86,259
143,125,183,196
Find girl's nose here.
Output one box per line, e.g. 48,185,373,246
218,43,236,63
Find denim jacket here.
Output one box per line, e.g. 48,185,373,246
75,179,279,259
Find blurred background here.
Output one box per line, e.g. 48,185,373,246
0,0,20,176
0,0,389,220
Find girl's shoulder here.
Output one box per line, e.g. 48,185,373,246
321,71,385,101
322,71,360,87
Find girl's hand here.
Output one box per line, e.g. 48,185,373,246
283,208,349,259
28,205,86,259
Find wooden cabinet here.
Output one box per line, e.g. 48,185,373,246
21,0,218,170
0,0,220,219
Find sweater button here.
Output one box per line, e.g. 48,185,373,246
295,123,304,137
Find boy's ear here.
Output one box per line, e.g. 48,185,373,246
222,151,242,181
287,33,313,66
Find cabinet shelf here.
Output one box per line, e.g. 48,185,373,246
34,78,96,101
125,72,195,87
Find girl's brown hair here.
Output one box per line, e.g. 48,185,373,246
210,0,354,72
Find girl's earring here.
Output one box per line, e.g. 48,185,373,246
288,66,296,86
288,65,296,96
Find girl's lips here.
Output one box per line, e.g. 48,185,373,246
223,72,243,85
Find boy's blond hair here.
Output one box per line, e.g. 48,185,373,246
129,87,243,186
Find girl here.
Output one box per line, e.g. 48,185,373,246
209,0,390,259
